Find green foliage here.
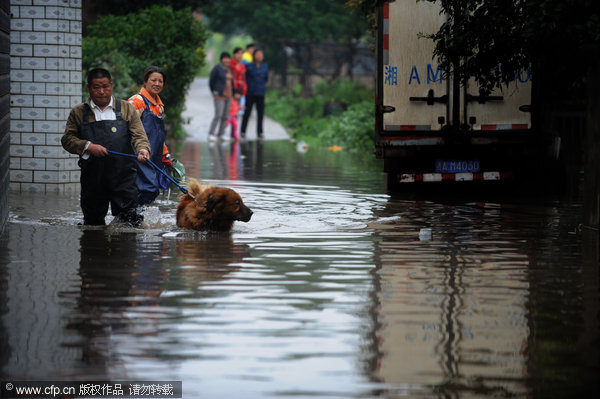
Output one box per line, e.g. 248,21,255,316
313,78,373,107
345,0,378,36
317,101,374,153
266,79,374,154
83,5,208,139
84,0,206,19
421,0,600,94
422,0,530,94
202,0,368,74
198,33,254,77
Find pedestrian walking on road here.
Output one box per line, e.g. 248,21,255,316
61,68,151,226
241,48,269,140
128,66,172,205
208,52,234,141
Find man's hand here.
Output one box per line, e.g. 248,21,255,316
138,149,150,163
88,143,108,157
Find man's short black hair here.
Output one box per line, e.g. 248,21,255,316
246,43,255,50
87,68,112,86
220,51,231,61
233,47,243,55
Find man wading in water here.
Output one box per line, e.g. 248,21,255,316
61,68,151,226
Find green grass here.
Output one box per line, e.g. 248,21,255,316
266,79,375,154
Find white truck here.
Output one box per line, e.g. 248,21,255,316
376,0,544,189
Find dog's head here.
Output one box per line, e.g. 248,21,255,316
205,187,253,223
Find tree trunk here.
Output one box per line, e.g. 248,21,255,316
282,45,288,89
301,44,314,97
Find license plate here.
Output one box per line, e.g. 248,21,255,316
435,160,480,173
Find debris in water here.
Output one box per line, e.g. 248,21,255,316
296,141,308,153
419,228,432,241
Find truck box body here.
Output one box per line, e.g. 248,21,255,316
376,0,540,188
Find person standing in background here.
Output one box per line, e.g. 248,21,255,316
128,66,172,205
241,43,255,66
240,48,269,140
208,52,234,141
230,47,247,137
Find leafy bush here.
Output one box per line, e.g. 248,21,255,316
313,78,373,108
82,5,208,139
317,101,374,153
266,79,375,153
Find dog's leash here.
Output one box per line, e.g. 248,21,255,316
107,150,197,202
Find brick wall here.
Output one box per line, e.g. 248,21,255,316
9,0,81,193
0,0,9,232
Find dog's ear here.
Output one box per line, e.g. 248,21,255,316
205,191,225,213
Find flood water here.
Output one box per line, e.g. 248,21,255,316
1,139,599,398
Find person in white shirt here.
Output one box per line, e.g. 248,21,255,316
61,68,151,226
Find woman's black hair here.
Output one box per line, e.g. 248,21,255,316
143,66,167,84
252,48,263,58
233,47,243,55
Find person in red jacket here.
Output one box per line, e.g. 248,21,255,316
230,47,247,139
231,47,247,98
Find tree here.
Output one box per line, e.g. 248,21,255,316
421,0,599,95
202,0,368,91
82,0,207,31
83,5,208,138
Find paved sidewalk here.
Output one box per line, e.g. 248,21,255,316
182,77,289,141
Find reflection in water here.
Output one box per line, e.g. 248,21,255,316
181,141,264,183
0,227,10,375
1,140,598,398
172,234,247,281
369,202,529,396
0,224,82,379
368,200,599,398
179,139,383,194
73,230,142,379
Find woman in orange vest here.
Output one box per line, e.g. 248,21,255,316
128,66,173,205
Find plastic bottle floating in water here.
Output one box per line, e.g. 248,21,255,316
419,228,432,241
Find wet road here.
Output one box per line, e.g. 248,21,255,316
1,139,599,398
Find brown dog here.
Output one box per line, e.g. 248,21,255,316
176,178,253,231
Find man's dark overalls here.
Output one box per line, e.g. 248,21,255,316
78,99,141,226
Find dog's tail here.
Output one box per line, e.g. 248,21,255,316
184,178,210,199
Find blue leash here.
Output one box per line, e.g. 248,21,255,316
107,150,196,200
